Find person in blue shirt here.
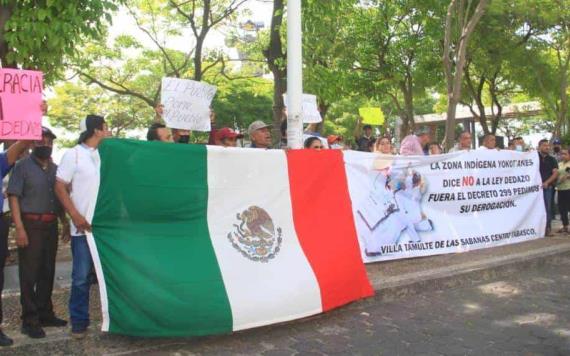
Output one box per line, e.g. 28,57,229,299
0,140,34,346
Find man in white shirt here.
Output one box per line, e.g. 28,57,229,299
449,131,472,152
55,115,110,339
478,134,497,150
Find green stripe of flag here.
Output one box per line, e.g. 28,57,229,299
92,139,233,337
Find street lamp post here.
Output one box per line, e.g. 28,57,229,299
286,0,303,149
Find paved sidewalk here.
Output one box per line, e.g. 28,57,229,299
0,232,569,354
4,249,570,355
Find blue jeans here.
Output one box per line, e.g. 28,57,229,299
69,235,93,332
544,187,554,230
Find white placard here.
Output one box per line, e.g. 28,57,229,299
283,93,322,124
161,77,217,131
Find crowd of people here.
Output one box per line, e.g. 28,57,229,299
0,102,565,346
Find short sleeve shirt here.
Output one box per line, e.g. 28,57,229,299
0,153,12,210
539,152,558,185
56,145,101,236
356,136,374,152
557,161,570,191
7,156,61,214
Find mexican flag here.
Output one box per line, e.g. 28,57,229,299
87,139,373,337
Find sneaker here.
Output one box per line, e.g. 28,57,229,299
21,324,46,339
40,316,68,327
0,330,13,347
71,330,87,340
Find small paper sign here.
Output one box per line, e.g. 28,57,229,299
284,93,322,124
161,77,217,131
359,107,385,125
0,69,43,139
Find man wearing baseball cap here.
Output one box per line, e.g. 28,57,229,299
216,128,244,148
55,114,110,339
552,138,563,162
328,135,344,150
248,120,273,149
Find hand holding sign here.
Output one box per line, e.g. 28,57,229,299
283,93,322,124
0,69,43,140
161,78,217,132
359,107,385,126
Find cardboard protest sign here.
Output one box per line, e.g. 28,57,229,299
0,69,43,139
359,107,385,125
284,93,322,124
161,78,217,131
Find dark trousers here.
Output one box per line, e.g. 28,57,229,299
558,190,570,227
544,187,554,230
0,214,9,324
18,219,58,326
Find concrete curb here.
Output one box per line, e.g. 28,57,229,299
371,242,570,301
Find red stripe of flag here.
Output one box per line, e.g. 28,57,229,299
286,149,374,311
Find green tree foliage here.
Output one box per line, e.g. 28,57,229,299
0,0,120,82
210,77,274,132
508,0,569,137
48,81,153,138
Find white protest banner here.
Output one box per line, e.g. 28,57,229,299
344,150,545,263
161,78,217,131
283,93,322,123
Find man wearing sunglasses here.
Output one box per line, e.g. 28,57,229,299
8,127,69,340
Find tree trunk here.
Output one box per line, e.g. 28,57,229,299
0,2,16,68
442,0,489,151
402,81,414,135
264,0,286,140
272,74,287,127
555,58,569,138
193,39,204,81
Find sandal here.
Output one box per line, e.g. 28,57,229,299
557,227,568,233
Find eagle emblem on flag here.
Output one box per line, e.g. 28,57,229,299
228,206,283,262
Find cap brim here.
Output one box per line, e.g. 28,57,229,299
221,133,244,139
42,131,57,139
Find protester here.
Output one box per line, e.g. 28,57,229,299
248,121,273,149
400,128,430,156
215,128,244,148
146,123,173,142
304,137,324,150
374,136,393,155
429,143,443,155
327,135,344,150
537,139,559,236
172,129,190,144
448,131,472,152
8,127,68,339
479,134,497,150
0,140,33,346
556,149,570,233
304,123,329,149
552,138,563,161
55,115,110,339
513,137,525,152
354,119,375,152
207,109,218,145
